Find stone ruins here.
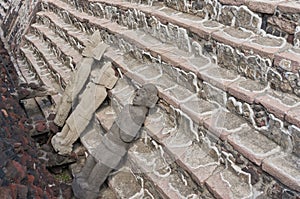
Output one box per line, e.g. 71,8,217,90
0,0,299,198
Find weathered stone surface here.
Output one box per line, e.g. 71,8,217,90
204,108,250,140
262,153,300,192
178,142,221,185
255,90,300,121
277,1,300,15
199,65,240,91
52,61,117,155
96,105,117,131
267,16,296,35
227,128,281,165
109,168,143,198
219,0,245,6
54,57,94,127
289,125,300,157
274,48,300,73
180,96,219,125
129,139,207,199
228,77,267,103
73,84,158,198
286,106,300,129
206,164,253,199
244,36,286,59
212,27,254,48
246,0,284,14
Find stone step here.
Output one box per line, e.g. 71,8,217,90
19,45,61,94
38,1,300,134
95,102,214,199
100,79,263,198
148,0,300,45
16,56,42,87
36,10,90,53
67,0,300,100
31,23,82,66
107,78,300,195
25,30,72,88
33,0,300,193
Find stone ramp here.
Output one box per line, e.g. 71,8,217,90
14,0,300,197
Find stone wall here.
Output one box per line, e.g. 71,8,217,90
1,0,40,53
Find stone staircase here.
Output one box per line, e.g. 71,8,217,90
2,0,300,198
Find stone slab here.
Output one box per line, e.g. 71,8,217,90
274,48,300,73
204,108,250,140
242,35,288,59
180,96,219,125
228,77,268,104
285,105,300,128
205,166,253,199
245,0,284,14
199,65,240,91
212,27,254,48
262,153,300,192
227,128,281,165
255,89,300,121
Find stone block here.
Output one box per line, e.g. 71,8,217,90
205,165,253,199
227,128,281,165
204,108,250,140
255,90,300,121
274,48,300,73
288,125,300,157
199,65,240,91
228,77,268,104
286,105,300,129
212,27,254,48
262,153,300,192
180,96,219,125
242,35,288,59
245,0,284,14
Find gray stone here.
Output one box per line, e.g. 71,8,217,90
52,61,118,155
54,57,94,127
72,84,159,199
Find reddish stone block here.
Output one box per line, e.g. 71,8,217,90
277,1,300,14
228,77,267,104
245,0,284,14
158,88,180,109
212,27,254,48
204,109,250,140
199,65,240,91
206,166,253,199
286,106,300,128
255,90,300,120
274,48,300,73
35,121,47,132
228,128,281,165
190,20,224,41
219,0,246,6
242,35,288,59
262,153,300,192
205,171,234,199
